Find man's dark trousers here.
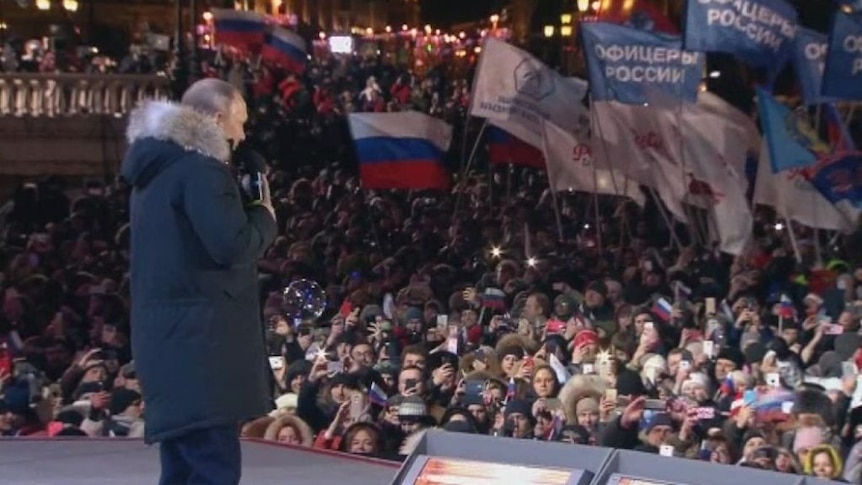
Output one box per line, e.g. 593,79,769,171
159,425,241,485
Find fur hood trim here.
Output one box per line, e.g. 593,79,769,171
126,100,230,163
558,374,607,425
263,415,314,446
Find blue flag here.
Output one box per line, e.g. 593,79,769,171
823,11,862,101
759,89,862,210
756,87,817,172
793,28,836,105
684,0,797,69
581,22,703,104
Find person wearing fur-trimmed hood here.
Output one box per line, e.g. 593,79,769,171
121,78,277,484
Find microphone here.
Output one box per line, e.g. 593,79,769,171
233,146,267,204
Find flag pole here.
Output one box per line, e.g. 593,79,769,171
590,97,681,249
783,215,802,263
539,120,566,242
453,119,489,216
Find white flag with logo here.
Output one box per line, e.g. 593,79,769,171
754,141,855,232
541,120,645,206
591,101,689,222
471,38,588,149
674,104,753,255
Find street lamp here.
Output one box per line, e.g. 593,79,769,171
543,25,555,38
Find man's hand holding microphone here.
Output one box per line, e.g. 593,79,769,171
235,147,276,220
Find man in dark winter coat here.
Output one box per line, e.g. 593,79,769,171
121,78,277,485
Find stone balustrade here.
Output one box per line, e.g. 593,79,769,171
0,72,171,117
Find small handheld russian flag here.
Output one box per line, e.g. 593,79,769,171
504,377,517,404
779,295,796,320
482,287,507,310
368,382,389,407
652,297,673,322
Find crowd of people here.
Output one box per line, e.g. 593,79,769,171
3,39,862,484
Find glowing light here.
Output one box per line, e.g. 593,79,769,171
402,24,408,31
319,31,326,39
36,0,50,10
709,71,721,78
385,25,391,33
544,25,555,38
527,257,537,267
774,222,784,231
491,247,502,258
62,0,77,11
561,13,573,24
561,25,573,37
583,223,590,229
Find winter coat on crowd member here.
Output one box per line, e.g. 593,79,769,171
121,100,277,443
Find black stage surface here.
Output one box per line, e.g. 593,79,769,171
0,437,399,484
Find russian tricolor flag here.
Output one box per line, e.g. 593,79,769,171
652,297,673,322
505,377,517,404
482,287,507,310
368,382,388,407
262,26,307,73
212,9,266,50
779,295,796,320
348,112,452,190
487,125,545,169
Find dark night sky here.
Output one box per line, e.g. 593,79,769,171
420,0,835,32
420,0,509,27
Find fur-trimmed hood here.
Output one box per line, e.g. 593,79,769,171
263,415,314,446
121,100,230,188
558,374,607,425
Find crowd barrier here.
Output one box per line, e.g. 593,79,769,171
0,73,170,117
391,430,844,485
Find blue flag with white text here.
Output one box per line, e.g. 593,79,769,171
823,11,862,101
581,22,703,104
793,28,836,105
684,0,797,70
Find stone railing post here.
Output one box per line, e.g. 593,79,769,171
0,72,171,118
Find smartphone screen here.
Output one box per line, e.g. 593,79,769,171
644,399,667,411
349,393,366,420
705,298,716,315
268,356,285,370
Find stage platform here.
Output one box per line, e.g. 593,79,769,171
0,437,399,484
